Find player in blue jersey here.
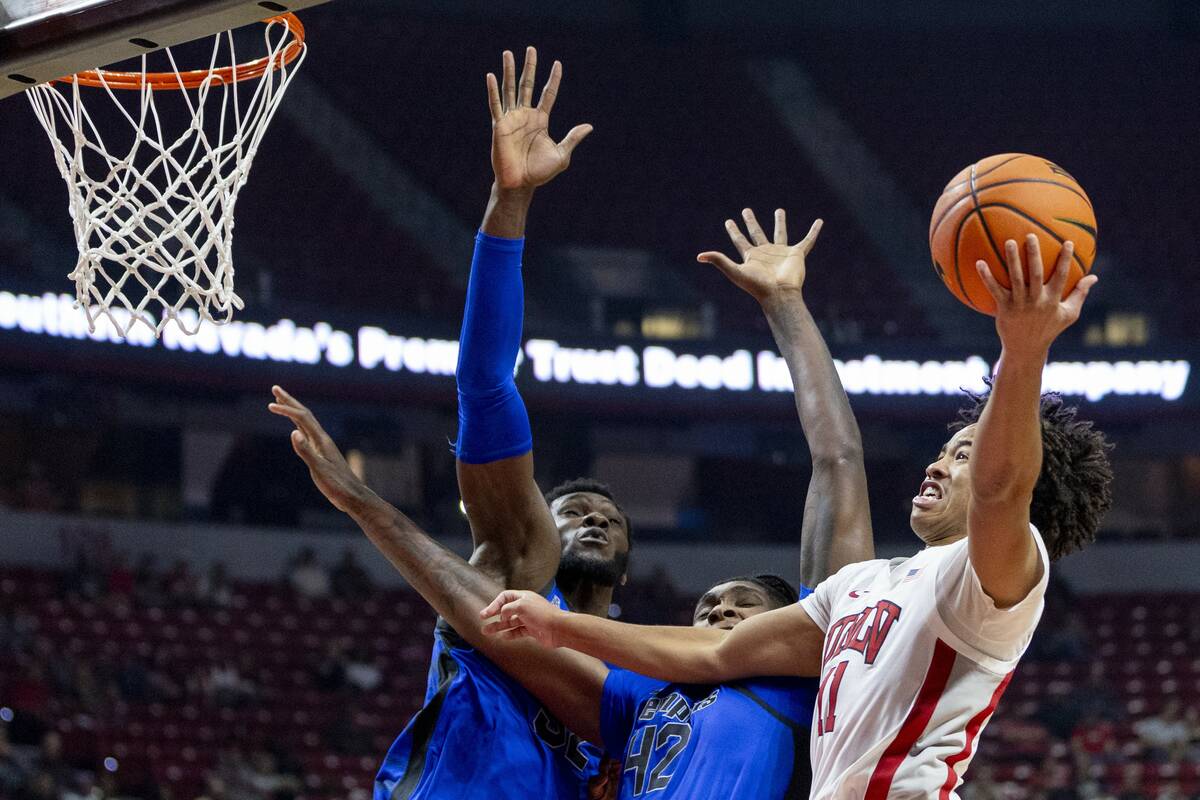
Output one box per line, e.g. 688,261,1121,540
271,199,875,798
363,46,620,800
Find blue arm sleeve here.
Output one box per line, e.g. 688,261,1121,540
798,584,815,601
454,232,533,464
600,669,666,757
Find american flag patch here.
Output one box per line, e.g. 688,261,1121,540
902,568,923,582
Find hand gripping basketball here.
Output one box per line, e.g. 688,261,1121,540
975,235,1098,357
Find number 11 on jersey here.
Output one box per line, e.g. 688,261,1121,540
816,662,849,736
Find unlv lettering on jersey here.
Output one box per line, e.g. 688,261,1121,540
822,600,902,666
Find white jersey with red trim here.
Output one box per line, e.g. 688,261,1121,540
798,526,1049,799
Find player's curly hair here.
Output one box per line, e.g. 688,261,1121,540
718,574,799,608
544,477,634,544
949,388,1113,561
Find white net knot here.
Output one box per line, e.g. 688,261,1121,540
25,18,306,338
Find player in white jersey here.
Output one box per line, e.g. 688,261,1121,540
480,235,1114,798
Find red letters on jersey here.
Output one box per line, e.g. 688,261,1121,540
823,600,902,667
816,600,903,736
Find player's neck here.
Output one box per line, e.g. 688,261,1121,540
562,580,614,618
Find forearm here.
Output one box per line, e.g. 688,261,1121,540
350,494,604,742
552,613,729,684
761,291,862,461
349,493,500,629
481,184,534,238
972,348,1046,501
761,290,873,582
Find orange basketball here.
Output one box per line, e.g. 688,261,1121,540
929,153,1097,315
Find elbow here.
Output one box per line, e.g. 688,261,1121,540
696,640,739,684
970,472,1037,506
809,442,864,471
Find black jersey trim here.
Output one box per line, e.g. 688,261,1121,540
390,646,460,800
729,685,812,800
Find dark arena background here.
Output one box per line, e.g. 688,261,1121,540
2,1,1199,799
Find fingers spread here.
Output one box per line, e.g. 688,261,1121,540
518,45,537,106
800,218,824,254
537,60,562,113
1062,273,1099,316
502,50,517,110
486,73,502,121
1025,234,1045,294
725,219,752,257
1050,241,1075,297
290,429,316,463
976,260,1008,305
773,208,787,245
1004,239,1026,300
696,251,741,280
558,123,593,156
742,208,768,246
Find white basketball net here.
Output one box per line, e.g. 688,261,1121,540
25,18,306,338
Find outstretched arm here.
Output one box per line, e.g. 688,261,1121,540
456,47,592,590
699,210,873,587
480,589,824,683
269,387,607,744
970,237,1097,606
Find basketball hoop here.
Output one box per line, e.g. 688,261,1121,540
24,14,307,338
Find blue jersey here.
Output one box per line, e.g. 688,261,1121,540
600,671,815,800
599,587,818,800
375,586,603,800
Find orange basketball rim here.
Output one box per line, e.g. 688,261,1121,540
60,14,305,91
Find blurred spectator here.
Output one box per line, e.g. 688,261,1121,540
1041,663,1123,739
17,770,57,800
204,660,257,708
0,727,28,796
197,561,234,608
322,704,373,755
312,640,348,693
345,646,382,692
1132,699,1189,763
116,655,150,703
1111,762,1147,800
1035,754,1077,800
331,549,373,599
65,549,103,600
286,548,330,599
959,764,1012,799
61,770,101,800
1036,609,1092,662
32,732,74,794
9,663,51,720
1073,713,1119,758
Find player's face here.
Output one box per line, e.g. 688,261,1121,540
552,492,630,571
910,424,975,544
692,581,776,630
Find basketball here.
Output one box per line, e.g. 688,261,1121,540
929,153,1097,315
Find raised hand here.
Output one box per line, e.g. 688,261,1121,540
976,236,1099,358
267,386,373,515
488,47,593,191
479,589,563,648
697,209,823,304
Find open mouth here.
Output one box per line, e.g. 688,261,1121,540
576,527,609,546
912,479,944,510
